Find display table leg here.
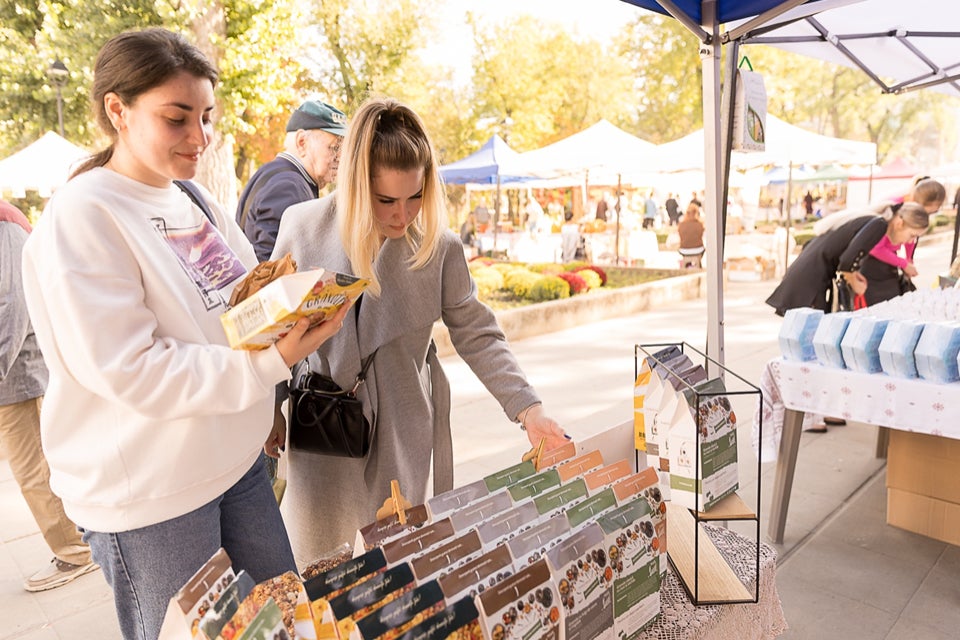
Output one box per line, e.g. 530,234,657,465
875,426,890,459
768,408,804,544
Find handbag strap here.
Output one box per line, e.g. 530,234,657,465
348,351,377,394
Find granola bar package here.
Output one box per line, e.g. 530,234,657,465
475,559,562,640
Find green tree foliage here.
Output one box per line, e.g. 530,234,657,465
618,14,703,144
468,13,635,151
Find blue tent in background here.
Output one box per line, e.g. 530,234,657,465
439,134,534,185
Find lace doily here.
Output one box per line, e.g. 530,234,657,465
638,524,788,640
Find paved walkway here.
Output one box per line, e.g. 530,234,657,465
2,235,958,639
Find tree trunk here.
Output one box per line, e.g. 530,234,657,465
189,3,239,212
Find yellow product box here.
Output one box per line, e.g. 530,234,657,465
221,268,370,350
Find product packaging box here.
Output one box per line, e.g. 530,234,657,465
667,378,739,512
545,523,614,640
475,559,562,640
779,307,824,361
233,598,289,640
158,547,235,640
634,345,682,452
382,519,456,567
878,320,926,378
438,545,515,604
595,499,662,639
197,571,255,640
448,491,514,534
583,459,634,494
612,468,666,575
915,321,960,383
537,441,578,471
506,514,571,569
222,572,316,640
426,480,490,521
840,316,890,373
354,505,430,555
304,547,388,628
483,460,538,492
410,530,484,584
556,451,605,483
392,596,481,640
475,502,542,553
886,430,960,507
812,311,853,368
564,487,619,535
532,478,589,523
221,268,369,350
327,564,416,640
506,468,562,502
349,580,446,640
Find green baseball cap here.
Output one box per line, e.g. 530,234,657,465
286,100,347,135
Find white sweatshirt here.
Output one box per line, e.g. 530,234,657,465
21,168,291,533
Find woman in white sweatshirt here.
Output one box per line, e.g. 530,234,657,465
20,28,346,640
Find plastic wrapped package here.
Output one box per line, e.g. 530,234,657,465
915,322,960,383
878,320,926,378
812,312,854,368
778,308,824,361
840,316,890,373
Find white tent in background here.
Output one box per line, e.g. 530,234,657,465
0,131,89,198
519,119,658,186
654,114,877,173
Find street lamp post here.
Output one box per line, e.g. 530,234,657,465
47,59,69,137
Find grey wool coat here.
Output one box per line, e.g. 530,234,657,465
273,194,541,566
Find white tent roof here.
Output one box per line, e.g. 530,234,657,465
519,119,658,186
654,114,877,172
0,131,90,198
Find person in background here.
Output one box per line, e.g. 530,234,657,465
271,97,569,566
677,201,706,268
20,28,347,639
595,194,608,222
664,193,680,226
560,209,581,263
236,99,346,262
642,191,658,229
1,200,98,593
460,211,477,255
803,190,814,217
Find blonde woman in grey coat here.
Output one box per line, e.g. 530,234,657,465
271,97,568,566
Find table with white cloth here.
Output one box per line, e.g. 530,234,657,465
756,357,960,543
640,524,786,640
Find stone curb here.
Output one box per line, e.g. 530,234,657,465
432,271,706,357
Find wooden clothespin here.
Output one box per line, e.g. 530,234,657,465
521,438,547,472
376,479,413,524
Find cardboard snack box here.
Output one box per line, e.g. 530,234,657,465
158,547,235,640
612,469,666,576
556,452,604,483
532,478,589,522
505,514,571,569
564,487,618,535
304,547,389,637
482,460,537,492
382,519,457,567
633,346,682,452
475,559,562,640
475,502,541,553
197,571,254,640
221,268,369,350
426,480,490,521
506,468,562,502
355,506,431,555
234,599,289,640
595,499,662,639
438,545,515,605
583,459,634,494
537,441,578,471
545,523,614,640
448,492,514,534
411,531,484,584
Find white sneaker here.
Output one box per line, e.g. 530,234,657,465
23,558,99,592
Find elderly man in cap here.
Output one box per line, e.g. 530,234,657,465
237,99,347,261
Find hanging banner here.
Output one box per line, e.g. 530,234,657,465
732,58,767,152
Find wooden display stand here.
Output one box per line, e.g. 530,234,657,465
637,342,762,605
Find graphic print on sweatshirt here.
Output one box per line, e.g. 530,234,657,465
153,216,246,310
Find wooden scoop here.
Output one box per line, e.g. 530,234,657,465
521,438,547,471
376,479,413,524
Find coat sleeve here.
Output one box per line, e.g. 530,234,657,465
250,173,316,262
838,217,888,272
0,224,29,380
438,236,540,422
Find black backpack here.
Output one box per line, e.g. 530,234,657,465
174,179,216,227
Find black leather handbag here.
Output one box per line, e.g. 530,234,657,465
289,353,375,458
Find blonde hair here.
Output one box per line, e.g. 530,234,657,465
336,97,444,296
896,201,930,230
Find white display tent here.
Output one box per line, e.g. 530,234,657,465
519,119,658,186
0,131,90,198
654,114,877,173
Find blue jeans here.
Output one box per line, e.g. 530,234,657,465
82,455,296,640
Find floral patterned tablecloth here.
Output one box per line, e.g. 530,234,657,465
753,358,960,461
